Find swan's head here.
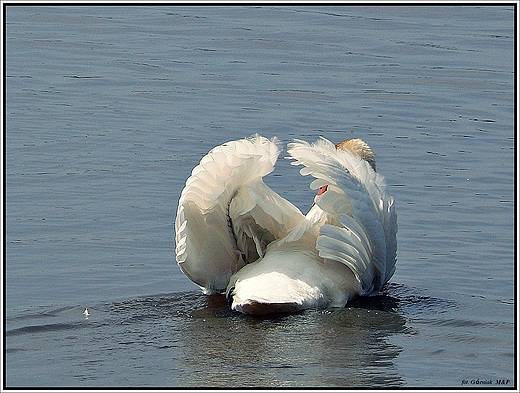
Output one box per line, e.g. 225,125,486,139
336,138,376,171
316,138,376,197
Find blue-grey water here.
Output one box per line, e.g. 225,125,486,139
5,5,515,388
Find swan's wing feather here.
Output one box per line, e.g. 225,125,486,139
175,134,304,294
318,162,389,288
316,223,374,292
229,181,305,260
324,162,398,286
380,195,397,284
175,201,240,293
287,138,397,293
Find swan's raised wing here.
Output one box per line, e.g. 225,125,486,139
287,137,397,294
175,135,305,294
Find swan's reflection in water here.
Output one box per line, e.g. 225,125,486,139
6,284,429,387
176,291,406,388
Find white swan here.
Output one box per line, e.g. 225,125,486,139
175,135,397,314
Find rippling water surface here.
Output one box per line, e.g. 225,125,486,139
5,5,515,388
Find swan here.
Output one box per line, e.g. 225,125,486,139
175,134,397,314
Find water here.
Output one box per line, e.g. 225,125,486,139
5,5,515,388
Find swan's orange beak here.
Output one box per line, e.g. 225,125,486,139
317,185,328,195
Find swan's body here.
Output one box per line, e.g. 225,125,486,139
175,135,397,314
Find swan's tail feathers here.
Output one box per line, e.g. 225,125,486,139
287,137,397,293
175,134,304,294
